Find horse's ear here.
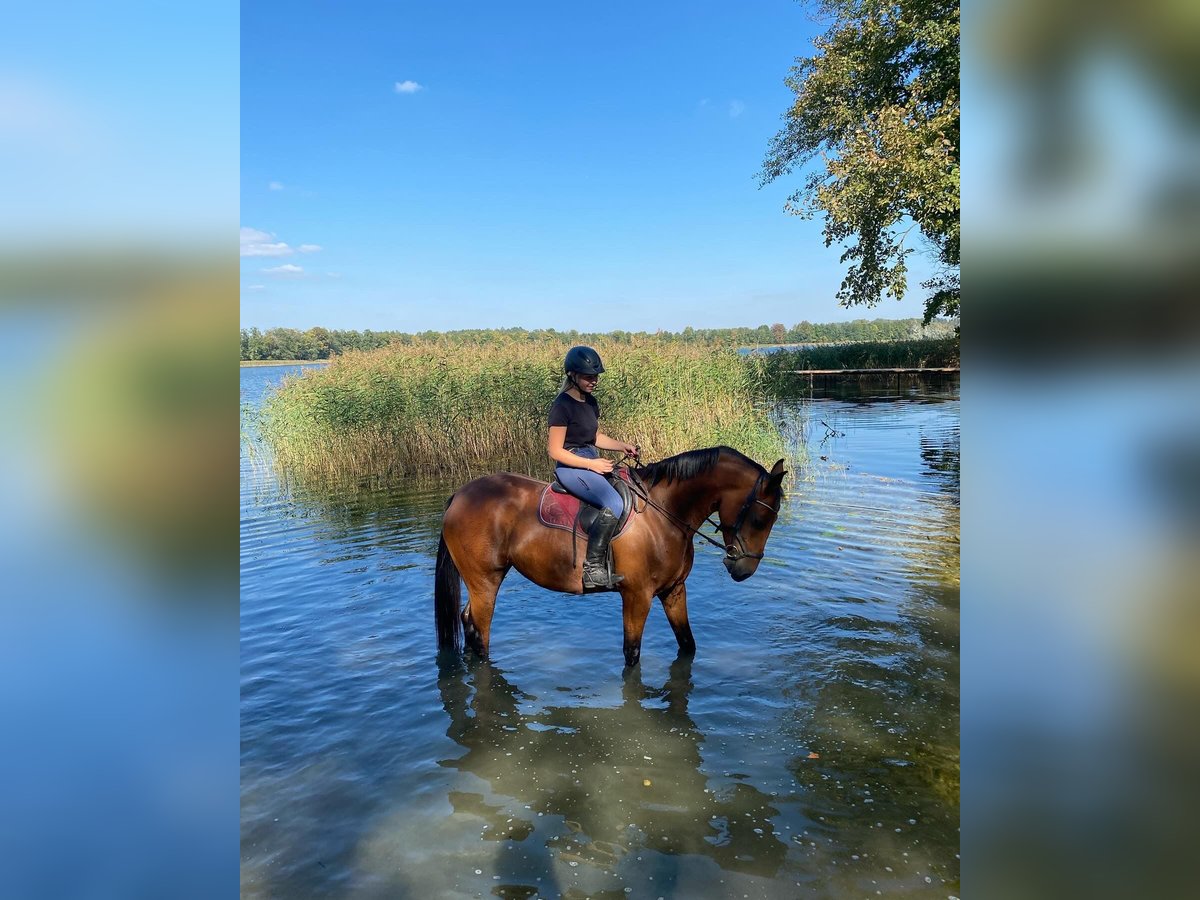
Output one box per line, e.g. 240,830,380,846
768,459,787,487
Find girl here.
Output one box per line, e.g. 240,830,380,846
547,345,638,589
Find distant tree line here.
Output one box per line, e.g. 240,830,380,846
241,327,395,361
240,318,958,361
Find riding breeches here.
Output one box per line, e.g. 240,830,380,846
555,448,623,518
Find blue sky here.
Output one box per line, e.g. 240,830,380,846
3,4,237,244
241,1,939,332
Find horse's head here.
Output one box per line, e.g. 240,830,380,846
718,458,787,581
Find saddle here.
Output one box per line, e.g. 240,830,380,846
537,467,638,539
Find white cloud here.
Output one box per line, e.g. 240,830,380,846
729,100,745,118
242,241,292,257
246,284,265,291
241,226,324,258
394,80,423,94
240,226,273,243
263,263,304,276
241,226,293,257
268,181,284,190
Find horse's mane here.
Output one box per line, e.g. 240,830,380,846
635,445,766,488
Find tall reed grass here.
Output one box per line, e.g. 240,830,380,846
259,337,792,488
757,337,959,394
761,336,959,372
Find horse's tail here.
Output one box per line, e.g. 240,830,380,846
435,498,463,653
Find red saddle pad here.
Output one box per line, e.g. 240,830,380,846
537,473,636,539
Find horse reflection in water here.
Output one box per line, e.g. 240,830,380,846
436,657,787,895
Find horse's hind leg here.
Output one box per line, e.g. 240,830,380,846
462,567,508,659
658,582,696,656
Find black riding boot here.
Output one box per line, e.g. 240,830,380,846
583,507,623,590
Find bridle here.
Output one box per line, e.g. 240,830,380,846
718,473,780,563
622,462,779,564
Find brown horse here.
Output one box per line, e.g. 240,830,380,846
435,446,787,667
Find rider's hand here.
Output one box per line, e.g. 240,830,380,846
623,442,638,458
592,458,615,474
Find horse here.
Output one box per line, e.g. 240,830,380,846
434,445,787,667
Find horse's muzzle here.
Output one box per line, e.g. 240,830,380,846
723,555,754,581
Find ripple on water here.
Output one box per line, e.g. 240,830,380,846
241,376,959,898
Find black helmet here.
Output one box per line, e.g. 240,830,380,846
564,345,605,376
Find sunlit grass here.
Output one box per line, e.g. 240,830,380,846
259,337,796,488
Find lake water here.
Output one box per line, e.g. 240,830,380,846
241,366,960,899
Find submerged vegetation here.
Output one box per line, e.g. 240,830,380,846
258,337,793,489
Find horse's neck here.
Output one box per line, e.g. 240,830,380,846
654,460,750,527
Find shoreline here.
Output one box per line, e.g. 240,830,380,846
240,359,331,367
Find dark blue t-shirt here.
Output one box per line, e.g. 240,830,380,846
547,391,600,450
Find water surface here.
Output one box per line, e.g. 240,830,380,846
241,365,959,898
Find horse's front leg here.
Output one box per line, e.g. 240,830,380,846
619,587,653,668
657,581,696,657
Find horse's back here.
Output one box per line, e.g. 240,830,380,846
442,472,562,582
447,472,546,519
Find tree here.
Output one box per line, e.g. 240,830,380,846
245,327,266,360
792,320,816,342
305,326,332,358
760,0,959,323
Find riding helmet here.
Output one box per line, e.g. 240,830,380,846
564,345,605,375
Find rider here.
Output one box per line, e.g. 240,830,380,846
547,346,638,590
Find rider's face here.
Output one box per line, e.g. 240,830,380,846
575,373,598,391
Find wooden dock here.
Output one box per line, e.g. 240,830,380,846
787,367,959,390
786,367,959,376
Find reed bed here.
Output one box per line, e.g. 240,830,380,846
761,336,960,373
259,337,793,489
756,337,959,395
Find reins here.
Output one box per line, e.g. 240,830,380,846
616,453,778,563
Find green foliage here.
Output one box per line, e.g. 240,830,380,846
258,337,794,489
240,317,958,360
761,0,959,323
240,326,400,360
758,336,959,393
763,335,958,371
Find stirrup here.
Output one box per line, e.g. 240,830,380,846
583,564,623,589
